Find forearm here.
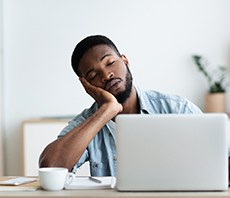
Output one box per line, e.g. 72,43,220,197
39,102,121,171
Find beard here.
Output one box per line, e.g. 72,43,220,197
115,66,133,104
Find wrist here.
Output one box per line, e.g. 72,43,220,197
100,102,122,117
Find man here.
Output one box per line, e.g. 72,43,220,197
39,35,202,176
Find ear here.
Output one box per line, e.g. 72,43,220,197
121,54,129,66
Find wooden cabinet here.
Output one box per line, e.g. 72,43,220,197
22,118,90,176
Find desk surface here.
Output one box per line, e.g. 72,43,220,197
0,188,230,198
0,177,230,198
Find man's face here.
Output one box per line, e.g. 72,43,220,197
78,44,133,103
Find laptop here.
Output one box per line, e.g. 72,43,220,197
115,113,228,191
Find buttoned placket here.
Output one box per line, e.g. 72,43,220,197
104,121,117,176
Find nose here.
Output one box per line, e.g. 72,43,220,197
101,71,114,82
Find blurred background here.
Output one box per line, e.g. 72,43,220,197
0,0,230,176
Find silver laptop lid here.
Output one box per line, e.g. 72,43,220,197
116,114,228,191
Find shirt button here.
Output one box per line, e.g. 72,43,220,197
113,155,117,161
92,162,99,168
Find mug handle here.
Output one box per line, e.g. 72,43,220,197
65,172,75,186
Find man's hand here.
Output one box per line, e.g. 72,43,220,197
79,77,123,113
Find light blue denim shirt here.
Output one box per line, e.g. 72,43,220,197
58,87,202,176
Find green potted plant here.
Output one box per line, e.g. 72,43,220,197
192,55,229,112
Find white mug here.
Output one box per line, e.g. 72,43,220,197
38,167,74,191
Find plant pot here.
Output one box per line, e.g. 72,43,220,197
205,93,226,113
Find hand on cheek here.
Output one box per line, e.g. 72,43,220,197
79,77,121,109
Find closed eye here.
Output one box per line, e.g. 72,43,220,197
107,61,115,66
88,72,97,81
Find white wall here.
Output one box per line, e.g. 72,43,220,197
0,0,4,175
2,0,230,175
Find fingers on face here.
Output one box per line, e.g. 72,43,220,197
79,77,97,95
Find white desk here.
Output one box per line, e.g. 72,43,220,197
0,176,230,198
0,188,230,198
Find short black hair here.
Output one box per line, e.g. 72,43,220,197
71,35,121,76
